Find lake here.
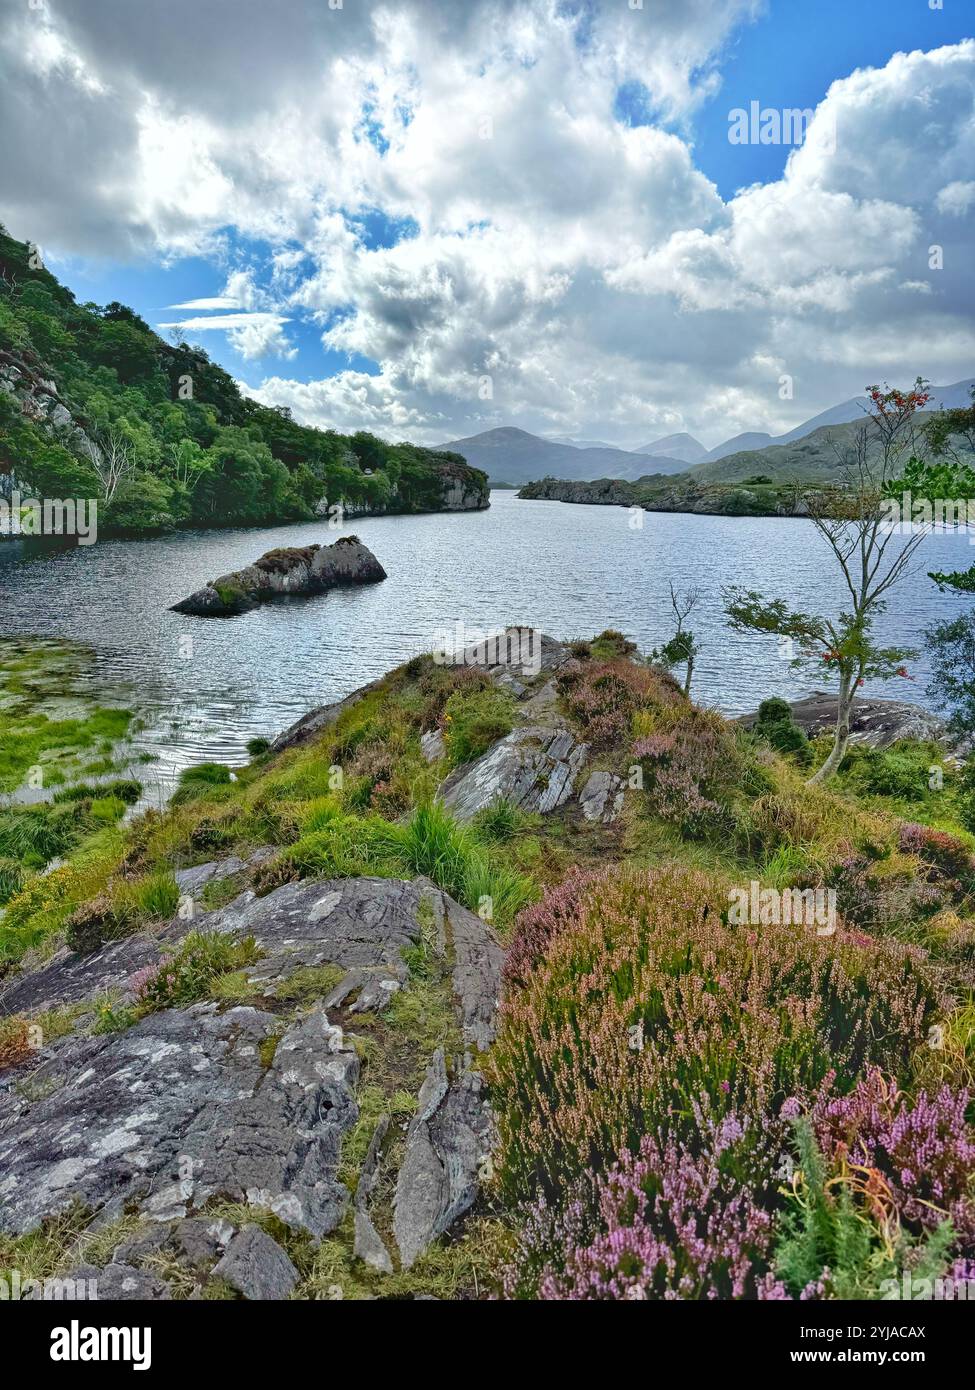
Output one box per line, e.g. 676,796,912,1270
1,491,971,798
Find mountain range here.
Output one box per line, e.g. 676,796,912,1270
443,379,974,485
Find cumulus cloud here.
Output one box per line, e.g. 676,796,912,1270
1,1,973,443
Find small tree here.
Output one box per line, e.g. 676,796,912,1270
81,425,134,502
925,612,975,737
724,381,931,784
650,582,701,697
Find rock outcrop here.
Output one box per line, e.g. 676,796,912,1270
171,536,386,616
0,871,504,1296
439,726,590,820
740,691,971,757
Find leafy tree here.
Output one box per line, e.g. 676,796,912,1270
925,611,975,737
0,224,487,534
725,382,931,783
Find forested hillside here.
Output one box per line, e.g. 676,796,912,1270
0,228,487,534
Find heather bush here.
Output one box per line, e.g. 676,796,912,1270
555,659,671,749
899,822,975,896
416,662,492,730
632,705,756,835
489,863,941,1205
502,866,604,992
529,1106,784,1300
129,930,262,1013
810,1069,975,1250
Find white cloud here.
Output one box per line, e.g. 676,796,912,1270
159,313,296,361
1,3,973,444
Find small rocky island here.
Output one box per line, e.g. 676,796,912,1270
171,536,387,616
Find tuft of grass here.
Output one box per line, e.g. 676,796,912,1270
128,932,263,1016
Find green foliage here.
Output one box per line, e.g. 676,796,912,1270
839,741,945,805
442,686,516,766
773,1119,957,1300
925,611,975,733
171,762,234,805
752,698,812,766
132,931,263,1013
0,226,487,534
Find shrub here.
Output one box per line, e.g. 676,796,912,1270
588,629,637,661
129,931,262,1013
556,659,671,749
489,863,941,1205
899,822,975,895
503,866,604,992
531,1108,783,1301
770,1116,957,1300
841,742,943,803
632,707,753,835
65,891,129,954
441,687,515,766
752,698,811,766
0,1015,32,1071
809,1069,975,1250
247,737,271,757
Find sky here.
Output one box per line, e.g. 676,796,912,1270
0,0,972,450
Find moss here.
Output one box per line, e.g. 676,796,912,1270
273,963,345,1004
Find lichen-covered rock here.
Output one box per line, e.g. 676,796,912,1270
441,895,503,1052
0,867,504,1290
0,1004,359,1240
438,725,589,820
739,690,971,757
171,536,386,616
211,1224,299,1301
393,1050,493,1270
578,769,625,823
353,1115,393,1274
55,1262,172,1301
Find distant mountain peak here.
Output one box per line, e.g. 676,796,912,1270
634,431,707,464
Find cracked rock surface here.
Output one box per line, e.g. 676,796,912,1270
438,725,589,820
0,866,505,1294
0,1003,359,1240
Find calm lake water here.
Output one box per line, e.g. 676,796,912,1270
1,491,972,798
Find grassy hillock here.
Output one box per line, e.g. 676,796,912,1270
2,633,975,1300
0,227,487,534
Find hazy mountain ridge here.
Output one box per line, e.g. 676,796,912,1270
440,425,687,484
444,379,974,485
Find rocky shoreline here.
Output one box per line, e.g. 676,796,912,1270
518,473,812,518
171,536,387,616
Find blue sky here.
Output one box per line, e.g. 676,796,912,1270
689,0,972,196
5,0,973,446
